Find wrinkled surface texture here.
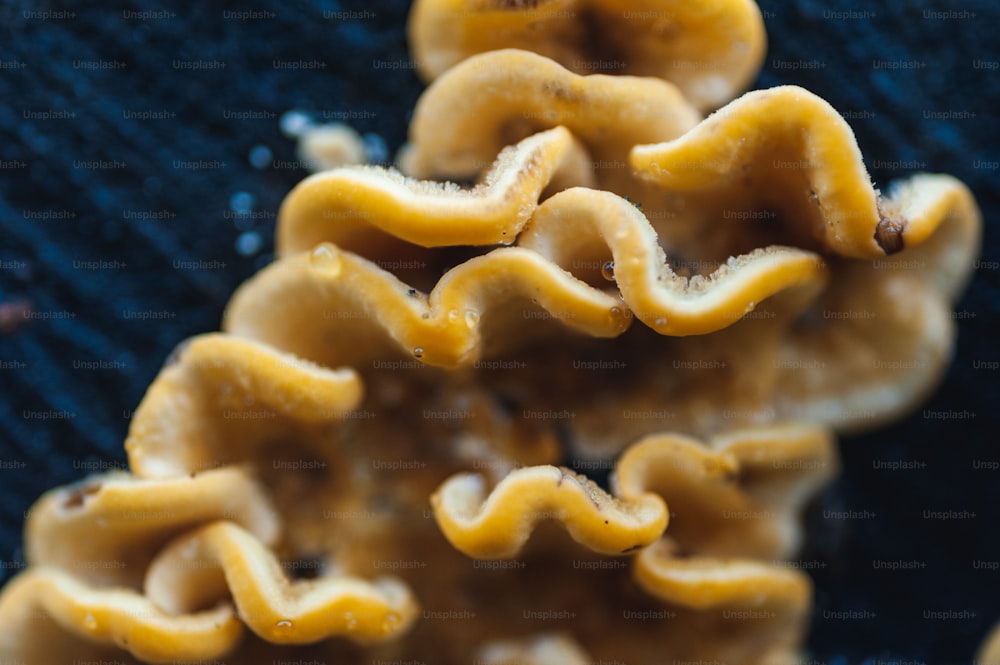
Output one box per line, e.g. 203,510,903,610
0,1,997,662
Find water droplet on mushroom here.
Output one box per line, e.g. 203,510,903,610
447,309,460,323
381,612,401,633
413,347,424,360
309,243,342,278
608,306,630,329
654,317,668,327
274,619,294,635
464,309,480,328
601,261,615,281
344,611,358,630
83,614,98,630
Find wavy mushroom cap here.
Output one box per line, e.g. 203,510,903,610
408,0,766,110
398,49,700,196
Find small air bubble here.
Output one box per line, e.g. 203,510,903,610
601,261,615,281
235,231,262,256
229,191,254,215
249,144,272,170
407,288,418,297
309,242,342,278
413,347,424,360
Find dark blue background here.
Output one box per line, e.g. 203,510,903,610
1,1,997,663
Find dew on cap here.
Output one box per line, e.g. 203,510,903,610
413,347,424,360
608,306,631,330
602,261,616,281
309,243,342,278
464,309,480,328
381,612,401,633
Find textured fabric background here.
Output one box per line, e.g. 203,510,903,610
0,1,997,663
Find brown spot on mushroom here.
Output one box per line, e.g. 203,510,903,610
875,214,905,255
493,0,546,9
61,482,102,510
541,80,576,103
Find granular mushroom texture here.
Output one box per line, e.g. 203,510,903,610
24,467,281,588
0,417,834,663
281,127,578,252
407,0,767,110
0,0,986,662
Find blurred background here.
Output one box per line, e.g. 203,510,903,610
0,1,997,662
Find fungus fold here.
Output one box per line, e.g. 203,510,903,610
0,0,983,662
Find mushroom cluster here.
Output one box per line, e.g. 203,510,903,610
0,1,982,663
